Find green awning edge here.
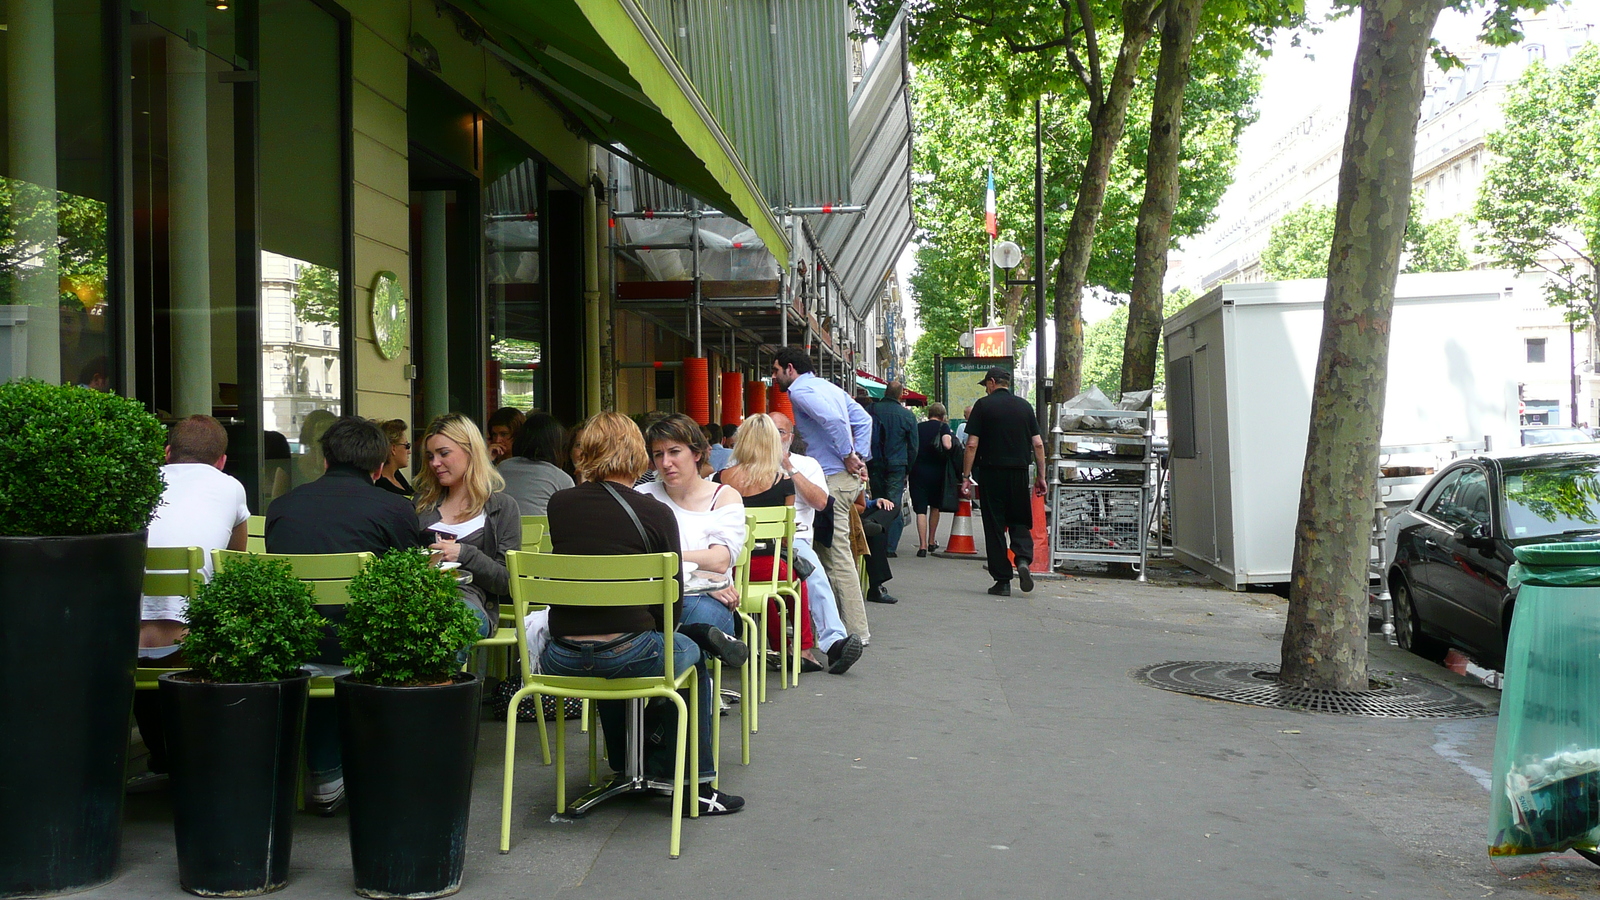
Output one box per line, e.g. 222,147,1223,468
572,0,791,267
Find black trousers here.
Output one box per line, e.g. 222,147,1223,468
977,466,1033,583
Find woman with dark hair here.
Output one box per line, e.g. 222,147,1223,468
910,403,955,556
376,418,413,496
498,412,574,516
638,414,746,642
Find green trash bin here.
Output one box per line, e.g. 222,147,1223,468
1490,542,1600,856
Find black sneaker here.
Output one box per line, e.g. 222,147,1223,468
1017,563,1034,593
702,626,749,668
697,786,744,816
826,634,863,675
916,548,928,558
987,582,1011,597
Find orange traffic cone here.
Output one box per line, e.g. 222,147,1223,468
939,499,979,557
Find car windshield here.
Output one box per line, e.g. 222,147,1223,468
1522,427,1592,446
1503,461,1600,539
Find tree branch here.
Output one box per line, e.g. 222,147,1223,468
1075,0,1103,101
949,11,1072,55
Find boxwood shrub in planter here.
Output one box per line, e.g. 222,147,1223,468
159,554,327,897
337,549,485,899
0,380,166,899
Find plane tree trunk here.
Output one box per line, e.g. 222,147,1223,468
1121,0,1203,395
1279,0,1447,691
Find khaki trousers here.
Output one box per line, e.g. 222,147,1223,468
820,472,870,642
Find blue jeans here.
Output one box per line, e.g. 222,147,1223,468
795,539,848,650
540,631,714,780
680,591,738,637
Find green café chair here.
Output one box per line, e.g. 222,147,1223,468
245,515,266,552
499,549,701,858
743,507,804,692
520,516,552,553
136,546,205,690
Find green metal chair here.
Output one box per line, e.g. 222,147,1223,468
519,515,552,553
136,546,205,689
211,549,372,699
245,515,266,552
742,506,804,692
499,549,700,858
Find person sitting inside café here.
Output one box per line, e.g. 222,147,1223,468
413,413,521,639
542,411,747,815
131,414,252,791
266,415,424,814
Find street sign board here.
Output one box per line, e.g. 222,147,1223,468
974,325,1011,357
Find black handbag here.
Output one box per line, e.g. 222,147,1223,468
487,676,584,721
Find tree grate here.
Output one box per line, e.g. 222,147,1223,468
1132,661,1493,719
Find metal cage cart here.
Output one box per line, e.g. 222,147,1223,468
1050,408,1158,581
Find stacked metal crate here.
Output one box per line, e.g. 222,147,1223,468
1049,409,1157,581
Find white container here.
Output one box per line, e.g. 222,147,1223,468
1162,271,1525,589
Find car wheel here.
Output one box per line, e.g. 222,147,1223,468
1392,576,1444,660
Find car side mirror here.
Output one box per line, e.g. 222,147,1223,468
1455,522,1493,548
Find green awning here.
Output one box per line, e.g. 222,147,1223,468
458,0,790,265
854,375,885,399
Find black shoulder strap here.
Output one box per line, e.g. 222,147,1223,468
601,481,654,552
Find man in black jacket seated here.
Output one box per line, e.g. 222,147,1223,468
266,415,424,814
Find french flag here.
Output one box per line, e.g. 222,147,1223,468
984,169,997,238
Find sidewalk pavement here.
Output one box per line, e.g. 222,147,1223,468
96,547,1600,899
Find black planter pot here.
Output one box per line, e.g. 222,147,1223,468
159,671,311,897
337,673,483,899
0,531,145,899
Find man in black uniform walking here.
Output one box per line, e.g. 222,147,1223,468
960,367,1046,596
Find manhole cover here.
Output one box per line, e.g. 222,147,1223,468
1131,661,1493,719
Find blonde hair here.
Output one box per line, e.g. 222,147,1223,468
571,411,649,484
726,413,783,492
413,413,505,518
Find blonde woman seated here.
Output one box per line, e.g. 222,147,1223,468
639,414,747,643
414,413,521,639
714,414,817,670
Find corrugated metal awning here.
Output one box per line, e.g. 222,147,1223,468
454,0,790,264
812,8,913,317
639,0,851,210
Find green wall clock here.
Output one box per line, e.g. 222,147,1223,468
370,270,407,360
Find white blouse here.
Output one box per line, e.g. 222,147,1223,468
639,480,747,591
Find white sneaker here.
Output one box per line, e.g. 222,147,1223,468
308,776,345,816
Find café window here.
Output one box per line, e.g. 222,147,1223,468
0,0,115,388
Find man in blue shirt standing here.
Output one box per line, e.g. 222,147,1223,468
771,346,875,645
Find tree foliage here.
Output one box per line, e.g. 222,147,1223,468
903,45,1257,396
1475,44,1600,328
293,263,342,326
1082,287,1196,396
1260,197,1469,280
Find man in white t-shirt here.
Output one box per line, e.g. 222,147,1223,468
132,415,252,788
142,415,252,647
774,413,861,675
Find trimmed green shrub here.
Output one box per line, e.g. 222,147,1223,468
342,549,481,687
0,379,166,536
183,555,328,683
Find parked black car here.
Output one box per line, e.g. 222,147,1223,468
1384,449,1600,668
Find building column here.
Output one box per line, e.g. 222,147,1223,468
8,1,60,382
168,38,212,415
419,191,449,421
